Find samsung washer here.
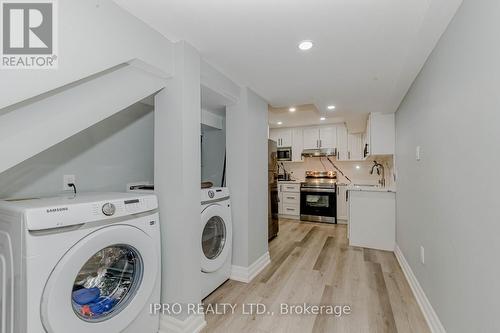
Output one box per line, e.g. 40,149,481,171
0,192,161,333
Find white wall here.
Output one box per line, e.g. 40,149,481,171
395,1,500,332
0,103,153,199
201,119,226,186
0,0,173,109
154,42,202,324
226,88,269,266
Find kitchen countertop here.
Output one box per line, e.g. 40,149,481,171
277,181,396,192
346,185,396,193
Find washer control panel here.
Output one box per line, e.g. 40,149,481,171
101,202,116,216
23,193,159,231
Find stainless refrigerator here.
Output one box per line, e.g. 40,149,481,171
268,140,279,240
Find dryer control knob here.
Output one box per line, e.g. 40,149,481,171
102,203,116,216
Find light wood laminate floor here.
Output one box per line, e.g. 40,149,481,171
203,219,430,333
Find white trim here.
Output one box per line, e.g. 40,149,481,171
159,313,206,333
230,251,270,283
394,245,446,333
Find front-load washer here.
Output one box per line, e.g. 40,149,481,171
200,187,232,299
0,192,161,333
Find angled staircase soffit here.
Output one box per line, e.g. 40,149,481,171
0,62,166,175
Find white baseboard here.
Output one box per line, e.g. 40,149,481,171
230,251,270,283
394,245,446,333
159,313,206,333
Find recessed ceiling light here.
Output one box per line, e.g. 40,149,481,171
298,40,314,51
277,121,283,125
356,165,361,170
327,105,336,110
289,107,296,112
320,117,326,121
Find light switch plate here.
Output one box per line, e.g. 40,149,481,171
420,246,425,264
416,146,421,161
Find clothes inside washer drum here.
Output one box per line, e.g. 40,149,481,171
71,245,143,321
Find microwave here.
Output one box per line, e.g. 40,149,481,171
277,147,292,161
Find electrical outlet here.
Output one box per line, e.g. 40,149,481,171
416,146,421,161
420,246,425,265
63,175,76,191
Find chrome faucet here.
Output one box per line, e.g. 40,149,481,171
370,161,386,187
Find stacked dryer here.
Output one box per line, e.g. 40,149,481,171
200,188,232,299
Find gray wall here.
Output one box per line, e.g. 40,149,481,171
201,119,226,186
227,87,269,267
0,103,154,199
395,1,500,332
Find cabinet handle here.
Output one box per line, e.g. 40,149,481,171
286,196,295,199
319,139,322,147
348,151,351,159
286,208,294,211
346,190,349,202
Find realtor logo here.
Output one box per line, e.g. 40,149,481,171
1,0,57,69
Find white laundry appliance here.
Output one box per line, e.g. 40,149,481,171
0,192,161,333
127,181,154,193
200,187,232,299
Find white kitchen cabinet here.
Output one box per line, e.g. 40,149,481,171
336,185,348,222
302,126,337,150
278,191,283,214
291,127,304,162
319,126,337,149
270,128,293,148
336,124,348,160
278,182,300,219
347,133,364,161
302,127,320,149
364,112,395,157
348,190,395,251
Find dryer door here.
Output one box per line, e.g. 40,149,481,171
201,203,232,273
41,224,159,333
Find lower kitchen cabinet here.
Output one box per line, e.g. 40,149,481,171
336,185,348,223
348,190,395,251
278,182,300,220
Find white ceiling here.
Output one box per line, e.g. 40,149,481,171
114,0,462,128
268,104,367,131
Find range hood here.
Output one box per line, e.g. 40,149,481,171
302,148,337,157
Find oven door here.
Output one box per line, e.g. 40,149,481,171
300,188,336,223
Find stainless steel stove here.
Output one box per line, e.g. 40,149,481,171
300,171,337,223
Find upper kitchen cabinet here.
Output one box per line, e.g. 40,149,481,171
320,126,337,149
291,127,304,162
348,133,364,161
338,124,364,161
302,126,337,150
336,124,348,160
364,112,395,157
270,128,293,148
302,127,320,149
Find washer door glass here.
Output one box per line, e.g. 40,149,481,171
71,245,143,322
202,216,227,260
